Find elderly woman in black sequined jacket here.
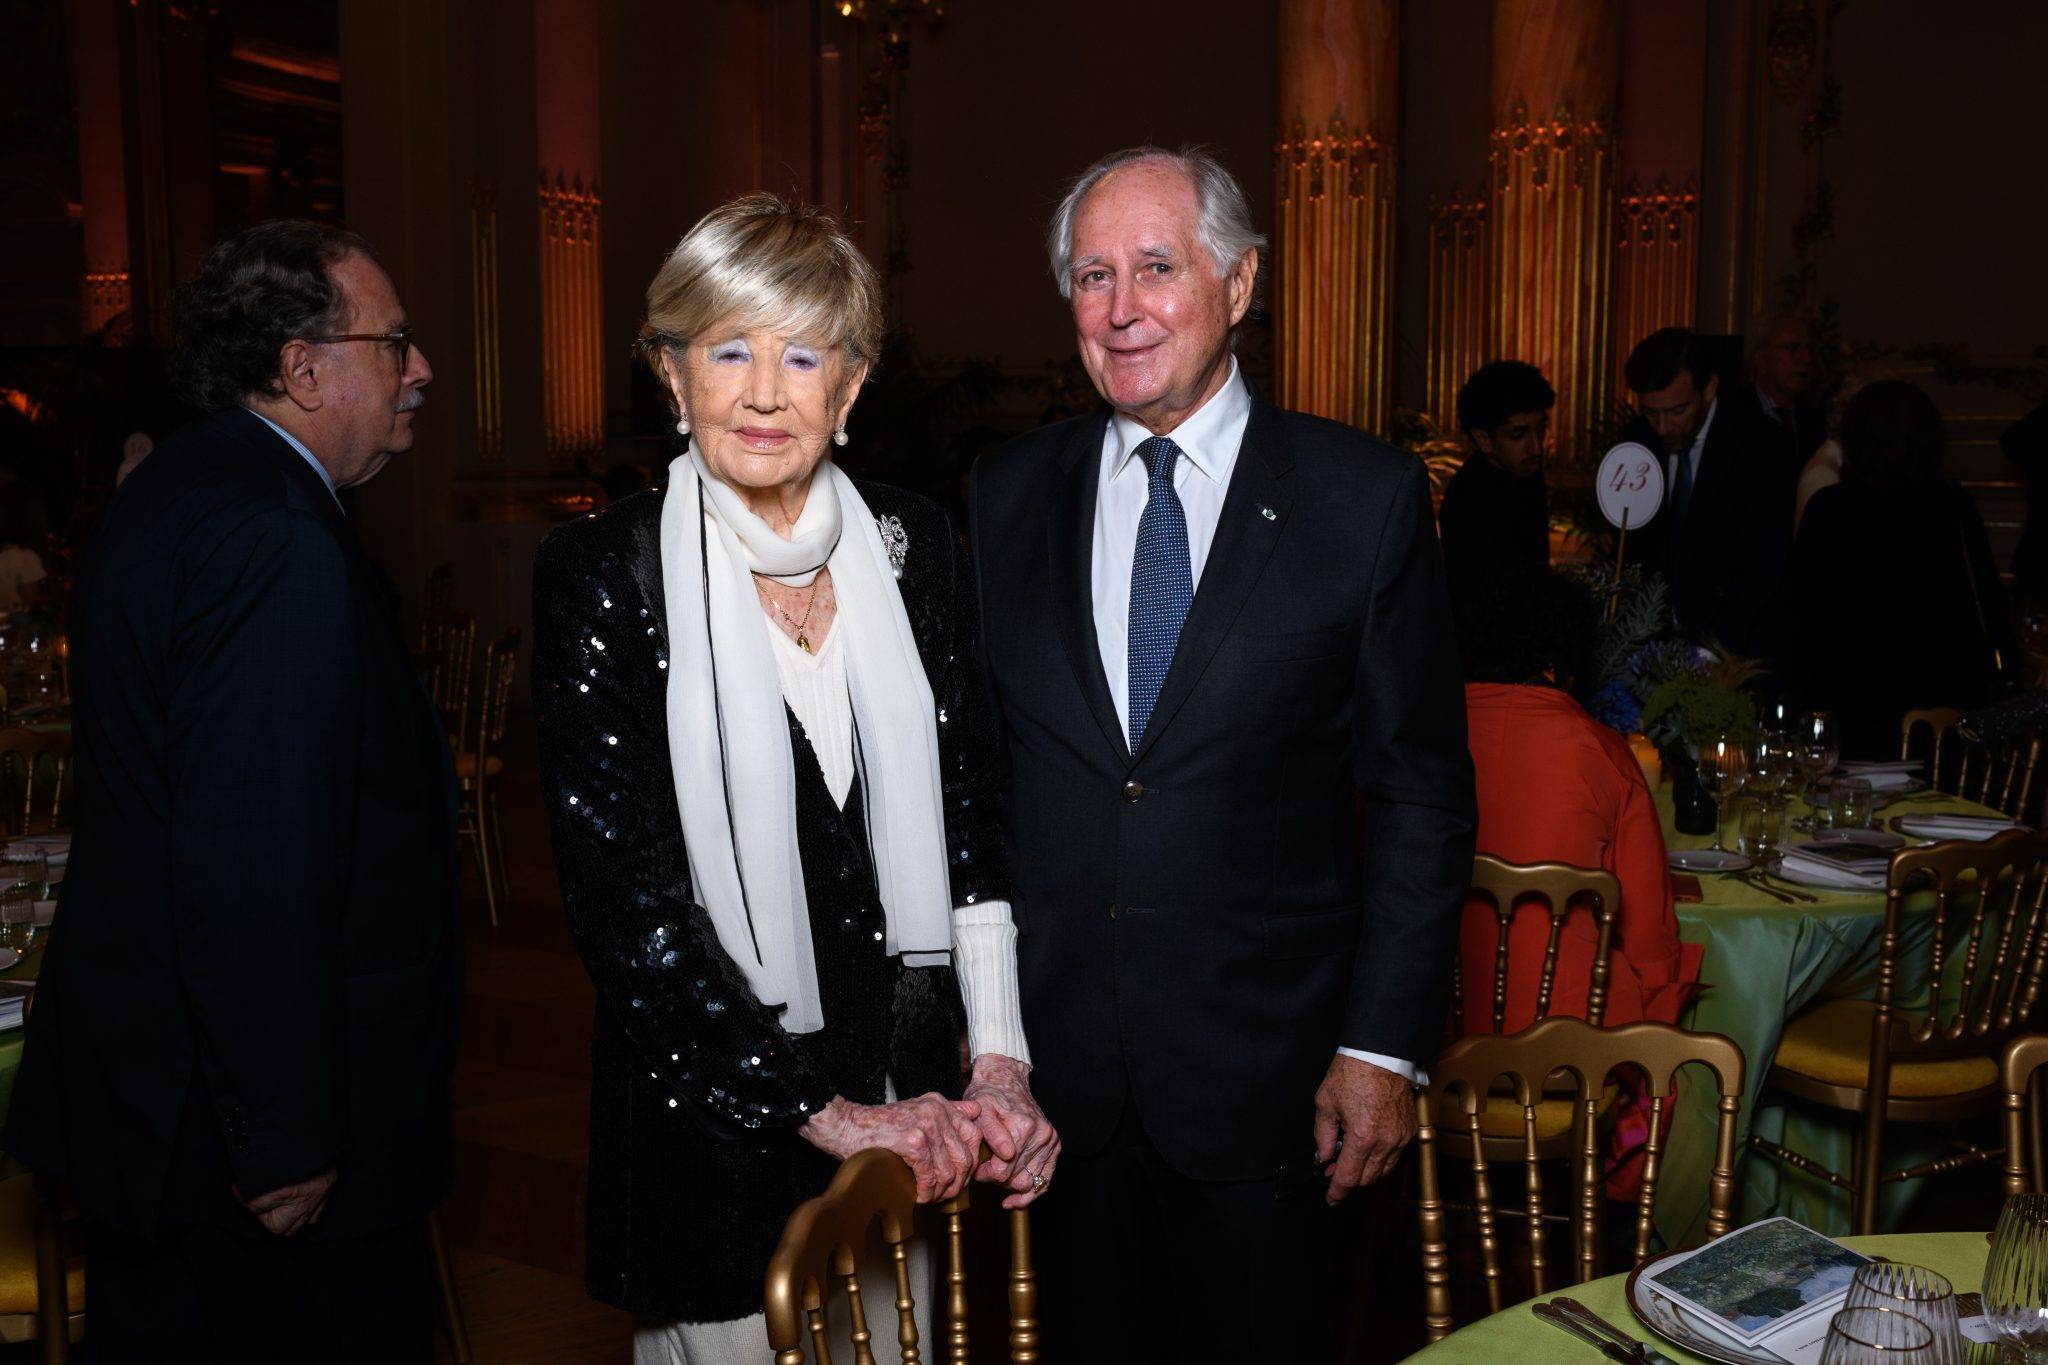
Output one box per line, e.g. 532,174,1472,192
533,195,1054,1360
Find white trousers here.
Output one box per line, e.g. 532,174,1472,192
634,1231,932,1365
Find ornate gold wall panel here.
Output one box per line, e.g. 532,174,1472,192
1487,102,1616,459
469,182,503,461
538,172,604,458
1614,175,1699,396
1276,116,1395,433
82,270,131,335
1424,193,1489,436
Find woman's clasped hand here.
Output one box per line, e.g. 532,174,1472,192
799,1091,991,1202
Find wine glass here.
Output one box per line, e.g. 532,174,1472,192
1820,1308,1938,1365
1749,731,1795,799
1698,735,1748,853
1799,710,1842,774
1844,1262,1963,1365
1985,1192,2048,1361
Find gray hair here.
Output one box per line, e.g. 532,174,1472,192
1046,146,1266,299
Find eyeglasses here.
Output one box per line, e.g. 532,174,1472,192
306,325,412,371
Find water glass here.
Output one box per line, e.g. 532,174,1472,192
1844,1262,1963,1365
1749,732,1796,798
1737,796,1791,863
0,900,29,954
0,852,46,900
1821,1308,1938,1365
1985,1192,2048,1359
1835,777,1875,830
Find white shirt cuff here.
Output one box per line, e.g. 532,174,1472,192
952,900,1031,1067
1337,1047,1427,1088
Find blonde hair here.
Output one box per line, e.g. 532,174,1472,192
639,194,883,389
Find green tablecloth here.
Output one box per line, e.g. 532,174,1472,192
1657,789,2006,1246
1408,1229,1987,1363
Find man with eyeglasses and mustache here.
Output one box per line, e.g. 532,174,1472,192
6,221,461,1363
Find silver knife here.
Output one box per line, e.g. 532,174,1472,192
1552,1297,1684,1365
1535,1304,1638,1363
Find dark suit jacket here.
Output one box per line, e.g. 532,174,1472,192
1622,398,1795,661
971,391,1477,1183
1726,382,1827,471
1436,452,1550,601
5,408,462,1242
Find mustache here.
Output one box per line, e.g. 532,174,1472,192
396,390,426,413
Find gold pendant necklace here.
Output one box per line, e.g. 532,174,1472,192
765,582,821,653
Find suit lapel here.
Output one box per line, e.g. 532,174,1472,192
1131,399,1293,767
1677,405,1736,562
1044,414,1129,763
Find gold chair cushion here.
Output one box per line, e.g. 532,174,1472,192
0,1176,82,1316
1772,999,1997,1097
453,754,503,782
1439,1084,1622,1140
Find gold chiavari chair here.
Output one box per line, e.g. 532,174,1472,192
1967,731,2046,823
1902,707,1965,785
0,728,68,837
2000,1033,2048,1196
1416,1017,1746,1341
764,1148,1038,1365
455,629,519,928
1451,857,1624,1160
1749,830,2048,1234
418,611,477,745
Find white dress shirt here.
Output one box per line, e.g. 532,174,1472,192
244,408,343,508
1087,359,1423,1086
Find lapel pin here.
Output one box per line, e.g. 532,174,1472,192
1260,506,1277,521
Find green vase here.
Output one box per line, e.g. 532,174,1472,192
1669,750,1717,836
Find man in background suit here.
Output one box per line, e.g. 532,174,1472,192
1621,326,1795,660
5,221,461,1362
1728,314,1828,472
972,146,1476,1363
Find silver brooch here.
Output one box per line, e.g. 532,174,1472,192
876,514,909,579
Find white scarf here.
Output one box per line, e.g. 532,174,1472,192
660,446,952,1034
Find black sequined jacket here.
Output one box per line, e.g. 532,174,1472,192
532,479,1013,1322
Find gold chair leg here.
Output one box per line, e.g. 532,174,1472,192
469,797,499,930
428,1212,472,1364
33,1174,67,1365
484,788,510,927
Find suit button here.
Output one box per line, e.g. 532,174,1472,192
1108,904,1117,920
1121,780,1144,803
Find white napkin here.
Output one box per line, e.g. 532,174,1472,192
1897,814,2023,841
1838,761,1922,791
1778,850,1887,890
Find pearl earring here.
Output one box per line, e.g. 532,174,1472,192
833,429,849,447
675,416,690,436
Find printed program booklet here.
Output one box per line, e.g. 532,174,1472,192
1637,1217,1870,1365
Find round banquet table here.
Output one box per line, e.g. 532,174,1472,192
1653,786,2016,1248
1407,1230,1987,1364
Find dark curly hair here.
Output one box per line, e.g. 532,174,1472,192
1455,360,1555,437
171,220,375,411
1454,567,1599,697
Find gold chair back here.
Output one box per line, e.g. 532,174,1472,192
2000,1033,2048,1195
1876,832,2048,1062
470,630,520,762
1459,856,1623,1033
1965,732,2046,823
0,729,68,836
1416,1017,1746,1341
1902,706,1964,782
764,1150,1038,1364
418,612,476,741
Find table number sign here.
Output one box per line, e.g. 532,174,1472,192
1595,441,1665,616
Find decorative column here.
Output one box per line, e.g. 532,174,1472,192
1425,190,1490,434
69,0,131,336
1613,176,1699,394
534,0,604,460
1275,0,1399,434
1488,0,1622,460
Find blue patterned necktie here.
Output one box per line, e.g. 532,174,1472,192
1127,436,1193,750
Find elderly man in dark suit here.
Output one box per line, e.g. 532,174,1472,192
1620,326,1796,660
5,221,461,1363
971,146,1476,1363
